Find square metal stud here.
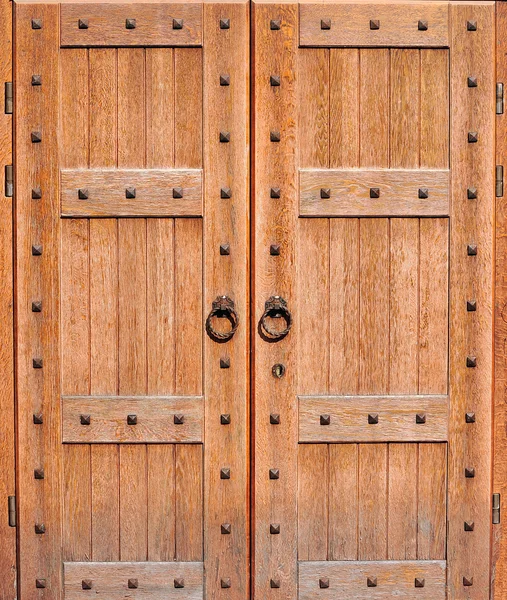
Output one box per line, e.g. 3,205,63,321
80,414,91,425
33,413,43,425
128,579,138,589
270,75,281,87
174,579,185,589
127,414,138,425
36,579,47,589
31,74,42,86
270,413,280,425
464,521,475,531
270,244,280,256
467,187,478,199
465,412,476,423
467,300,477,312
368,413,379,425
270,523,280,534
220,357,230,369
35,523,46,534
78,18,89,29
320,414,331,426
270,187,281,198
418,188,429,199
174,414,185,425
125,18,136,29
172,187,183,199
466,356,477,368
467,244,477,256
418,20,428,31
32,358,43,369
31,19,42,29
221,187,232,199
34,468,44,480
367,577,377,587
126,187,136,199
270,579,280,589
270,131,281,142
32,301,42,312
32,187,42,199
468,76,478,88
220,243,230,255
220,131,230,143
173,18,184,29
81,580,92,590
320,188,331,199
468,131,478,143
78,188,89,199
31,131,42,143
270,20,281,30
269,468,279,479
220,74,230,86
32,245,43,256
319,578,329,589
465,467,475,478
416,413,426,424
369,187,380,198
321,19,331,30
220,467,231,479
370,20,380,30
415,578,425,588
221,413,231,425
463,577,474,586
220,18,230,30
221,523,232,534
466,21,477,31
221,579,231,589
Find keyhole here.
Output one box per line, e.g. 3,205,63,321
272,364,286,379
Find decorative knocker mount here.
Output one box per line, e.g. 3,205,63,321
259,296,292,341
206,296,239,342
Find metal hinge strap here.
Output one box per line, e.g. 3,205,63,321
493,493,501,525
496,165,504,198
8,496,15,527
497,83,504,115
4,82,12,115
5,165,13,198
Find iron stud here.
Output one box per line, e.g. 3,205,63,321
127,414,137,425
220,357,230,369
320,414,331,426
465,412,476,423
82,580,92,590
172,187,183,198
220,74,230,86
368,413,379,425
221,468,231,479
270,413,280,425
466,21,477,31
466,356,477,368
221,578,231,589
418,188,429,199
174,579,185,588
174,414,184,425
125,18,136,29
221,414,231,425
78,18,89,29
220,18,230,30
221,187,232,199
370,187,380,198
31,75,42,86
319,578,329,589
80,414,91,425
32,358,43,369
34,468,44,480
270,20,281,30
269,468,279,479
78,188,89,199
321,19,331,30
32,245,43,256
220,131,230,143
221,523,231,534
33,413,43,424
467,244,477,256
465,467,475,478
320,188,331,199
367,577,377,587
32,187,42,199
370,20,380,30
468,76,478,88
270,187,281,198
36,579,46,589
467,187,478,199
270,579,280,589
128,579,138,589
418,20,428,31
126,187,136,199
463,576,474,586
220,243,230,255
270,75,281,87
270,523,280,534
173,18,184,29
416,413,426,424
270,244,280,256
35,523,45,534
415,578,425,588
31,19,42,29
32,301,42,312
270,130,281,142
464,521,475,531
467,300,477,312
468,132,478,143
31,131,42,143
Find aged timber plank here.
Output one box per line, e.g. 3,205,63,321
62,396,203,443
61,3,202,47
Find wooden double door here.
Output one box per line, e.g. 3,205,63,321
9,0,497,599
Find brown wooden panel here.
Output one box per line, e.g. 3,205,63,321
299,3,449,47
298,561,446,599
120,445,148,561
61,3,202,47
176,445,203,561
63,445,91,561
64,562,203,599
299,396,448,442
61,168,203,217
62,396,203,443
300,169,449,217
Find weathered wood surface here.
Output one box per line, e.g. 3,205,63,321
61,3,202,47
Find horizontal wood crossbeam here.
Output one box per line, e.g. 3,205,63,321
61,169,203,217
299,3,449,48
60,3,203,47
299,395,448,442
299,169,449,217
298,561,446,599
62,396,203,443
64,561,203,598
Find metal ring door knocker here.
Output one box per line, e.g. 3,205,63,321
259,296,292,340
206,295,239,342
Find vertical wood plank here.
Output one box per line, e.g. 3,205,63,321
298,445,328,561
91,446,119,561
329,49,359,168
118,48,145,168
63,445,91,561
204,4,249,600
176,445,203,561
448,4,494,598
15,5,62,598
418,443,446,560
148,445,175,562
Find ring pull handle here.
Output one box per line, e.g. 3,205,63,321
259,296,292,341
206,295,239,342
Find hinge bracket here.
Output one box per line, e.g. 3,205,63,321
5,165,13,198
497,82,504,115
4,82,12,115
496,165,504,198
493,493,501,525
8,496,15,527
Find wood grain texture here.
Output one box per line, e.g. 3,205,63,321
447,4,494,599
64,562,203,599
299,3,449,47
61,168,203,217
15,4,62,598
299,396,448,442
61,3,202,47
62,396,203,443
299,561,446,599
300,169,449,217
